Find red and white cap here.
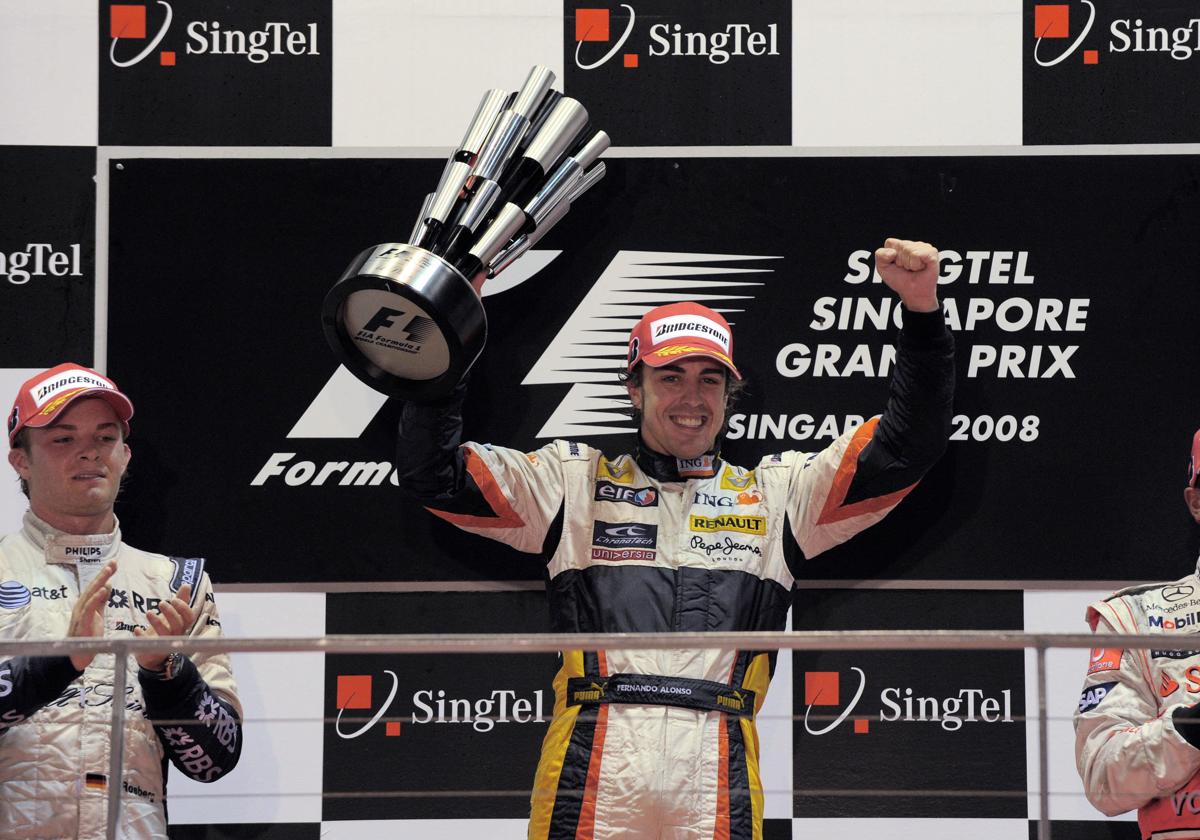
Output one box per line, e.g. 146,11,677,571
627,302,741,380
1189,428,1200,489
7,363,134,448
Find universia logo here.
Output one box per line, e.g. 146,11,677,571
108,2,320,69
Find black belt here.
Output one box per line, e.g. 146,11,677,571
566,673,756,718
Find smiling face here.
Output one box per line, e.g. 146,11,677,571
7,397,131,535
628,358,727,460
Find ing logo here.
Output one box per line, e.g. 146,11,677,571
1033,2,1098,66
109,2,176,68
574,5,638,69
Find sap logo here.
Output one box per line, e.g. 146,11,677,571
1079,681,1118,713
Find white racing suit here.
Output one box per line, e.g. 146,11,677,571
0,512,243,839
397,309,954,840
1075,563,1200,839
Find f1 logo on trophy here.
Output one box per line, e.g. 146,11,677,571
322,65,610,401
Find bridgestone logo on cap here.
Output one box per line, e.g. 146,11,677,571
30,371,113,407
650,314,730,352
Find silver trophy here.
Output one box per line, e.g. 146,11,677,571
322,65,610,401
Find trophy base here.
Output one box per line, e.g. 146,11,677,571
321,244,487,401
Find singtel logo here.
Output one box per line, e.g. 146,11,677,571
1033,1,1200,67
335,673,546,738
572,4,780,70
803,667,1014,734
108,1,320,68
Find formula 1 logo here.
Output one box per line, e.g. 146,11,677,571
283,250,773,443
522,251,774,439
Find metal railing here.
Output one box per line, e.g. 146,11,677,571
0,629,1179,840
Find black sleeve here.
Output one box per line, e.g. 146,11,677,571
844,307,956,504
395,380,516,523
0,656,81,732
139,656,242,783
395,381,469,503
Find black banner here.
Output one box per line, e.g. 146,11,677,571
99,0,332,145
1023,0,1200,144
563,0,791,145
322,591,554,820
793,589,1027,818
0,146,95,367
108,154,1200,583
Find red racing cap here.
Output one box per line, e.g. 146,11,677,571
627,302,741,380
7,363,134,448
1189,428,1200,489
